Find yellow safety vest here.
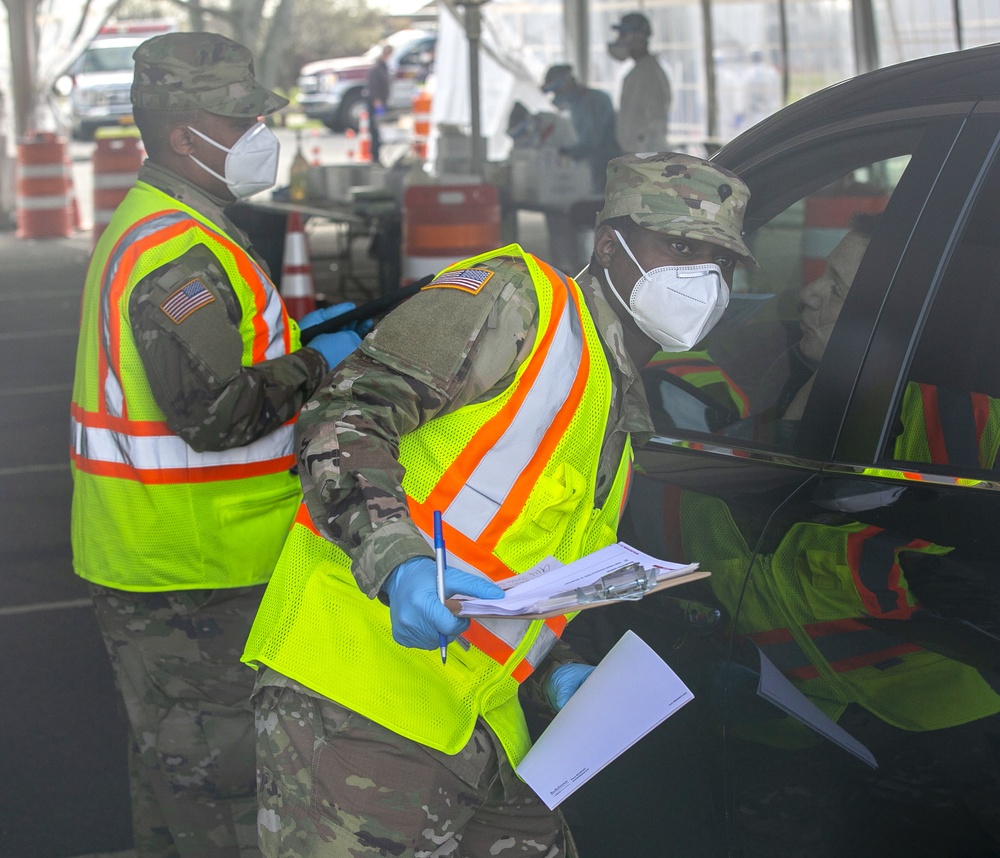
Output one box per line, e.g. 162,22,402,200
679,491,1000,738
894,381,1000,469
70,181,302,591
244,245,633,766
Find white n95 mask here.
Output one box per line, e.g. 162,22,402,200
187,121,280,198
605,229,730,352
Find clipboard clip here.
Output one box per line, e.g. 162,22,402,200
576,563,656,604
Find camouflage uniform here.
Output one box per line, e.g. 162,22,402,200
79,33,323,858
251,156,753,857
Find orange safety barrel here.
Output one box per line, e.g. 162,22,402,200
16,131,74,239
402,184,501,282
411,90,432,160
92,132,145,246
802,193,887,283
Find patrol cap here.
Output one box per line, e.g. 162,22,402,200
597,152,755,264
131,32,288,117
612,13,652,37
542,64,574,93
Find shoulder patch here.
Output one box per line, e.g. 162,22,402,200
160,278,216,323
423,267,494,294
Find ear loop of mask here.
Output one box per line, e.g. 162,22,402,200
186,122,265,186
603,228,646,317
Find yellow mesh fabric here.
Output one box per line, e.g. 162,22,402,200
71,182,300,591
245,245,629,761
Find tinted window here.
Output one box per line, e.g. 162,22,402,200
881,152,1000,476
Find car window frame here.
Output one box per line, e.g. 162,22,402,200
827,103,1000,470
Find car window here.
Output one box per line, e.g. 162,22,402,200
80,45,136,74
643,152,910,448
880,149,1000,476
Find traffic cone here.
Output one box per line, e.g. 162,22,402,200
355,109,372,162
280,210,316,320
344,128,356,161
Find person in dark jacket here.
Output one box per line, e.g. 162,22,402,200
366,44,393,164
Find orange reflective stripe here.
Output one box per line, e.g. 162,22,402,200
101,213,195,418
421,258,569,537
846,526,922,619
479,259,590,548
71,401,170,435
70,450,294,483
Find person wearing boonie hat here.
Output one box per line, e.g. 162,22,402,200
71,31,366,857
608,12,672,152
586,151,754,366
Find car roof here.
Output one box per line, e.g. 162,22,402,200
716,42,1000,169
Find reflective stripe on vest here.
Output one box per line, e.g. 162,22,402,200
895,382,1000,470
748,526,930,679
71,209,295,482
647,351,750,418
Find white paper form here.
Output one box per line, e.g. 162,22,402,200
516,630,694,809
755,646,878,769
454,542,699,617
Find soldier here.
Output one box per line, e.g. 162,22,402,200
69,32,363,857
242,152,754,857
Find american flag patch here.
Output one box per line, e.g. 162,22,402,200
160,278,216,323
423,267,494,294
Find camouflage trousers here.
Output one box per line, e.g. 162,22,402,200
253,676,579,857
90,582,266,858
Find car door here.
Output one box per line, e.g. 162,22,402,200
556,95,1000,858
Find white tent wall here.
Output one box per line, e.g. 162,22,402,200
431,0,999,162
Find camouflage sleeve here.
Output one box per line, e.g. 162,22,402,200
129,244,329,453
296,255,540,597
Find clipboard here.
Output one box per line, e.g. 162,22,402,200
447,569,711,620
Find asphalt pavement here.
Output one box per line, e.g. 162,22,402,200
0,229,133,858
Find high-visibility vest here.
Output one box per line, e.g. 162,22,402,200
680,491,1000,736
894,381,1000,470
646,349,750,419
244,245,633,766
70,181,302,592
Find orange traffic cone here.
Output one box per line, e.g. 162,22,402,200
280,211,316,320
344,128,356,161
355,109,372,162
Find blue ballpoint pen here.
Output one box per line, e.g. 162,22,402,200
433,510,448,664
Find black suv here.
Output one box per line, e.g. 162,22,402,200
559,43,1000,858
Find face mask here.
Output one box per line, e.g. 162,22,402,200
608,40,630,61
604,229,730,351
187,121,280,198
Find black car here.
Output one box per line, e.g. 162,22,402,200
557,43,1000,858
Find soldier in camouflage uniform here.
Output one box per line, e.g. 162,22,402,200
70,32,363,858
242,152,754,857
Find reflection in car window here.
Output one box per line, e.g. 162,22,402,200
643,154,911,448
883,153,1000,475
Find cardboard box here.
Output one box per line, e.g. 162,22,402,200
509,148,593,208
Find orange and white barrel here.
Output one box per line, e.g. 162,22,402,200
355,109,372,163
411,90,432,161
802,193,887,283
402,184,501,282
92,131,145,247
16,132,74,239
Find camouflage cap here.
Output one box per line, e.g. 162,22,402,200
597,152,755,264
131,32,288,117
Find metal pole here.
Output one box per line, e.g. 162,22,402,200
465,3,484,177
565,0,589,85
852,0,879,75
700,0,717,143
951,0,964,50
777,0,790,106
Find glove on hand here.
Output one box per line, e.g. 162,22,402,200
308,330,361,371
545,663,596,712
383,556,503,650
299,301,356,329
299,302,374,338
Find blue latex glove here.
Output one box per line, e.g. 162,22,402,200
299,301,356,329
308,329,361,371
545,663,596,712
299,302,374,337
383,557,504,650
